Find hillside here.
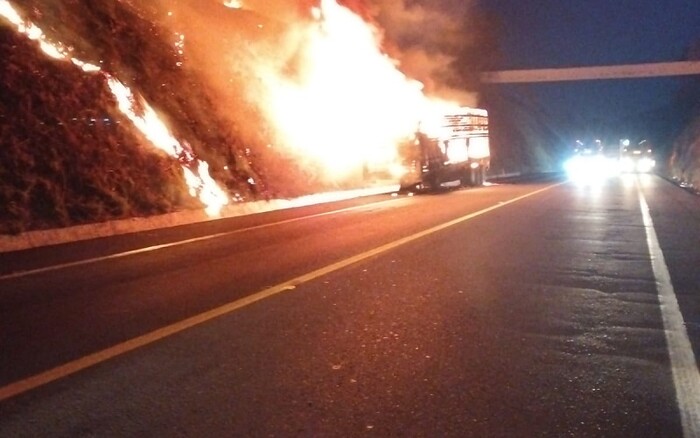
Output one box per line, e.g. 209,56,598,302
669,115,700,192
0,0,320,235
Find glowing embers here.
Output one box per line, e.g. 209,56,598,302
174,32,185,67
72,58,101,72
223,0,244,9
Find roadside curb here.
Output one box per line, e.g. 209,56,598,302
0,209,211,253
0,186,399,254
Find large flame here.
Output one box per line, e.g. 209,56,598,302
126,0,467,185
253,0,461,181
0,0,229,216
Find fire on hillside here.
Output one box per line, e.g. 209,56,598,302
0,0,470,216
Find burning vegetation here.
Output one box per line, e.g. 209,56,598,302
0,0,490,234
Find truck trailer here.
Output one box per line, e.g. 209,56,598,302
399,107,490,191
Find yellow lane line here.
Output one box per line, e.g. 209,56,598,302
0,182,563,402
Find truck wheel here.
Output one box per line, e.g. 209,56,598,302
470,169,478,186
476,167,485,186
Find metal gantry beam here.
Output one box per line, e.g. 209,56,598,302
481,61,700,83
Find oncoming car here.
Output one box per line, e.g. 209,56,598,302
620,139,655,173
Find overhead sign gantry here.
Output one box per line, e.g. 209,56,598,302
481,61,700,83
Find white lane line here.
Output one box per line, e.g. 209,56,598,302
0,182,563,401
0,198,400,281
638,183,700,437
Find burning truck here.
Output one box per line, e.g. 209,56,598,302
397,106,490,191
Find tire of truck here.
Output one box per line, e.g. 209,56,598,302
426,172,441,191
468,167,481,187
476,167,485,186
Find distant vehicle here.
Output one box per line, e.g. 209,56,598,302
564,141,618,181
572,138,603,156
620,139,655,173
399,107,490,191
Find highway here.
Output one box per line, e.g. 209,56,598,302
1,173,699,436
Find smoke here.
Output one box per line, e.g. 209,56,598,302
361,0,479,104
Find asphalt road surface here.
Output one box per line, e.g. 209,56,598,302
1,173,699,437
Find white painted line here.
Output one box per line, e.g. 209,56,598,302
0,182,563,401
0,198,400,281
638,182,700,437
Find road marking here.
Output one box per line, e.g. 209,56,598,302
638,183,700,437
0,183,562,401
0,199,401,281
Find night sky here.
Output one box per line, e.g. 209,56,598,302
478,0,700,145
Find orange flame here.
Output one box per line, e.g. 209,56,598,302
0,0,229,216
106,77,229,215
249,0,462,182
